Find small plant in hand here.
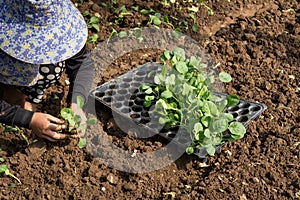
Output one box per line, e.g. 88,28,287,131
140,48,246,156
60,96,97,148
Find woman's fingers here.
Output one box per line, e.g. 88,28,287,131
48,123,67,131
47,114,64,124
45,130,68,140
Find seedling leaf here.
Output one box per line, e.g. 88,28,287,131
86,118,97,126
226,94,240,107
74,115,81,124
175,61,188,74
193,122,203,133
186,146,194,155
229,122,246,139
91,24,99,32
0,164,21,184
78,138,87,149
161,90,173,99
61,108,74,120
210,119,228,133
0,164,8,173
89,16,100,24
219,72,232,83
206,144,216,156
192,24,199,32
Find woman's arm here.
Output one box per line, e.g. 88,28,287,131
0,99,34,128
65,45,94,105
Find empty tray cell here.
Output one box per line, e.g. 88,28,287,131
239,109,250,115
114,96,124,102
120,83,130,88
250,105,261,112
140,117,151,124
105,90,116,96
236,116,249,123
134,98,144,106
239,102,251,109
131,82,141,88
136,70,147,76
132,105,143,112
109,84,118,89
117,89,128,95
141,111,150,117
123,77,133,82
227,106,239,112
112,102,123,109
231,112,239,118
94,91,105,98
103,97,113,104
120,107,131,114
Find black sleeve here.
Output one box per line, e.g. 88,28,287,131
0,99,34,129
65,45,94,105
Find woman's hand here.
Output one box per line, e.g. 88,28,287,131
30,112,68,142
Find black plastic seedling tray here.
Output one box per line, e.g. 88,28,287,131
90,62,267,159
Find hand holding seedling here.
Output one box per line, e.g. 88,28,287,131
60,96,97,148
30,112,68,142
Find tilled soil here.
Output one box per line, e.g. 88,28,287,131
0,0,299,199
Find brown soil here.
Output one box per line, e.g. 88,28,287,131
0,0,299,199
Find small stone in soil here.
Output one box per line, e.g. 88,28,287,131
107,173,118,184
123,182,137,191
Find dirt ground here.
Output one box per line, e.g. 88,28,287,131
0,0,299,199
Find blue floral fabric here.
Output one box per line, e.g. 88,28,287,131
0,0,88,64
0,50,40,86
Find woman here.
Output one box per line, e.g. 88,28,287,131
0,0,94,141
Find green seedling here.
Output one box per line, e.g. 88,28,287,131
118,31,127,38
107,28,141,42
140,48,246,156
148,12,162,27
4,126,30,145
113,6,133,25
87,34,99,44
100,3,108,8
87,16,100,32
83,10,92,17
140,9,149,15
172,28,183,39
0,149,21,184
60,96,97,148
0,165,21,184
163,16,175,29
189,13,199,32
130,5,139,11
198,0,214,15
108,27,118,43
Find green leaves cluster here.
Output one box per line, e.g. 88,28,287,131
140,48,246,156
60,96,97,148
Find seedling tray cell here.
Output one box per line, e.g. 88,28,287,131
90,62,267,159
